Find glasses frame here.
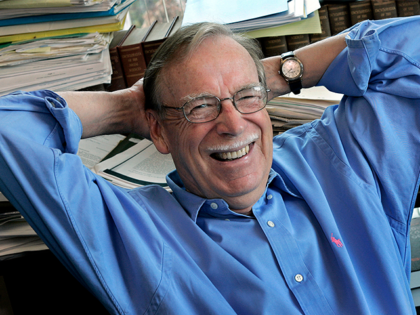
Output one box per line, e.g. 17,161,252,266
161,84,271,124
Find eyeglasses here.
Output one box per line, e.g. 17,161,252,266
161,84,270,123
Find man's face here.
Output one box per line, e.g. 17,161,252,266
150,35,273,214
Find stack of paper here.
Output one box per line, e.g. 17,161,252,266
267,86,343,135
0,0,139,94
182,0,321,37
0,0,134,43
0,32,113,96
78,134,175,191
92,138,176,191
0,214,48,257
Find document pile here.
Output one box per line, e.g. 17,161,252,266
267,87,343,135
0,195,48,258
0,0,137,95
78,134,175,191
182,0,321,34
0,33,113,96
0,0,134,42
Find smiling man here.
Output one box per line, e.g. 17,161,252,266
1,17,420,314
147,33,274,215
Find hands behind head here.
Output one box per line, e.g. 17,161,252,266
128,78,151,140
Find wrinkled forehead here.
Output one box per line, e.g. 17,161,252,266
159,36,260,105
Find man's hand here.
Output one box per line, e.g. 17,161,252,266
262,56,288,101
120,78,150,140
261,33,348,99
58,78,150,139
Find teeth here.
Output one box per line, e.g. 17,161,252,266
215,144,250,161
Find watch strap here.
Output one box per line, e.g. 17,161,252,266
288,79,302,95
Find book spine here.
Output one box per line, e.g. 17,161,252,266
142,39,166,66
285,34,310,51
310,6,332,43
396,0,420,17
118,44,147,87
258,36,288,57
327,4,352,36
371,0,398,19
349,0,374,25
107,47,127,91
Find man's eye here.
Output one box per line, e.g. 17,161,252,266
191,104,209,111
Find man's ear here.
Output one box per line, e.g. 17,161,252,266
146,109,170,154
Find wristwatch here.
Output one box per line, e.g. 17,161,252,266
279,51,304,95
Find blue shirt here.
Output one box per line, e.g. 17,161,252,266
1,17,420,314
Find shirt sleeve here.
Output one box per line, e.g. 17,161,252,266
0,90,165,313
317,16,420,232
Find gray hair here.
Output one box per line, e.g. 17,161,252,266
143,22,266,116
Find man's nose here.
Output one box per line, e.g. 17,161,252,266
215,99,246,136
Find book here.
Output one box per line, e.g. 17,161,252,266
371,0,398,20
285,34,310,51
118,17,182,87
327,3,352,35
0,6,130,37
309,5,331,43
92,137,175,190
396,0,420,17
349,0,374,25
142,16,182,65
107,26,136,91
117,21,155,87
0,0,136,27
244,10,322,38
182,0,289,27
0,17,126,44
258,36,288,58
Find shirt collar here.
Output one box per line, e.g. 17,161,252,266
167,169,289,222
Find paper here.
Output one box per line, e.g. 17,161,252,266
0,0,120,19
285,86,343,102
0,6,129,36
77,134,126,169
182,0,288,26
0,48,111,95
0,192,7,202
0,16,125,44
94,139,176,189
245,10,321,38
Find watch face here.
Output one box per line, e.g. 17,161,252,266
281,59,302,80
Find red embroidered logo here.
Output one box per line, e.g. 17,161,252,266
331,233,343,247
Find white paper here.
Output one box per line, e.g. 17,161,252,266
182,0,288,26
77,134,125,169
94,139,175,189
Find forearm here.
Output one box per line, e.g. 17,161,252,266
263,32,348,99
57,81,148,139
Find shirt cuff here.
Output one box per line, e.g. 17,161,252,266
42,90,83,155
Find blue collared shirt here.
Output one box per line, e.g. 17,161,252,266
1,17,420,314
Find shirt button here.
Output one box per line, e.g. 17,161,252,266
267,194,273,200
295,274,304,283
210,203,218,209
267,220,275,227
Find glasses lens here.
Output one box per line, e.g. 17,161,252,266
234,86,266,113
184,96,219,123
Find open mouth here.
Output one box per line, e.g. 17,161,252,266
211,144,251,161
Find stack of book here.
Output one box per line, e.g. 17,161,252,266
0,192,48,258
257,0,420,58
181,0,324,54
107,16,182,91
267,86,343,135
0,0,137,95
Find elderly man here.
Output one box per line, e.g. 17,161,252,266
1,16,420,314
